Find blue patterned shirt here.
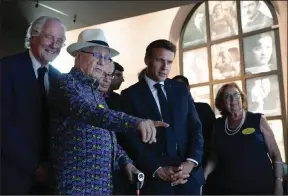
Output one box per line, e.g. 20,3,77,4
49,67,139,195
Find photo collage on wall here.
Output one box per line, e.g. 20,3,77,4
182,1,285,160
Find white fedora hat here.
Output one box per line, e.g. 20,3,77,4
67,28,120,57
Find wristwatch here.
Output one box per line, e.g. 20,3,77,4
276,177,283,182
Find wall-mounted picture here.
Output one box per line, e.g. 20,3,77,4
246,75,281,116
190,85,211,106
208,1,238,40
182,3,207,48
183,48,209,85
211,39,240,80
244,31,277,74
213,80,242,117
241,1,273,33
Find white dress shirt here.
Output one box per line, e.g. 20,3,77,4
29,50,50,93
144,75,166,117
144,75,198,177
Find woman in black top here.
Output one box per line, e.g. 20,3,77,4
204,82,283,195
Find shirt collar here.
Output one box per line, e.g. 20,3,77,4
144,74,165,91
70,67,99,90
29,50,49,72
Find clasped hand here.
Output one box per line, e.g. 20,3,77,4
156,161,195,186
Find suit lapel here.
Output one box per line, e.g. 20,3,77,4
164,80,177,129
18,51,38,88
139,79,162,120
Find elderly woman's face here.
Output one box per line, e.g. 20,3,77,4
223,86,242,114
76,46,111,78
97,62,114,93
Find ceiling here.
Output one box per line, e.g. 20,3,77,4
2,0,196,32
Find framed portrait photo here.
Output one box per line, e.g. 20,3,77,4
241,1,273,33
246,75,281,116
211,39,241,80
183,48,209,85
209,1,238,40
182,3,207,48
244,31,277,75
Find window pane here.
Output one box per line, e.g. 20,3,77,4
213,80,242,117
246,75,281,116
209,1,238,41
183,48,209,85
241,1,273,33
190,86,210,106
211,39,241,80
244,31,277,74
182,3,207,48
267,120,286,161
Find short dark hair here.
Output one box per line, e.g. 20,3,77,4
113,61,124,72
243,32,274,66
215,82,247,116
138,67,147,81
172,75,189,88
145,39,176,58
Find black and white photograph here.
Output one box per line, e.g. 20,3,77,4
268,120,286,161
213,80,242,117
209,1,238,40
182,3,207,48
190,86,211,106
244,31,277,74
246,75,281,116
211,39,241,80
183,48,209,85
241,1,273,33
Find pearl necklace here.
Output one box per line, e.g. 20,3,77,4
225,110,246,136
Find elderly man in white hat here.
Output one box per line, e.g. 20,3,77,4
49,28,168,195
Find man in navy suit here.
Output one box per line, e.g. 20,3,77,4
119,39,204,194
0,16,66,194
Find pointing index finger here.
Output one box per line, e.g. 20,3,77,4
153,121,169,128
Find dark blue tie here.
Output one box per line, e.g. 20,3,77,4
154,83,178,158
37,67,47,95
37,67,49,162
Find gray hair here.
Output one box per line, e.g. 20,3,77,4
24,16,67,49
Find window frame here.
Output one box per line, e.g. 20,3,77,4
179,0,287,161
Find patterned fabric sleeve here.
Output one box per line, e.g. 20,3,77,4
58,75,140,133
116,143,133,168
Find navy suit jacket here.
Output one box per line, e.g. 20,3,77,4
0,51,61,194
194,102,215,166
119,78,204,184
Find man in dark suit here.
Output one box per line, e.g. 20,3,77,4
172,75,215,167
105,62,125,111
119,39,204,194
0,16,66,194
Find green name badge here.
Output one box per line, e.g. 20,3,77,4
242,128,255,135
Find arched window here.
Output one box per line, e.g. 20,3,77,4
180,0,287,161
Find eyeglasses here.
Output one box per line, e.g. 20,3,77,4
81,51,112,64
42,34,65,47
223,92,241,101
94,67,114,80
